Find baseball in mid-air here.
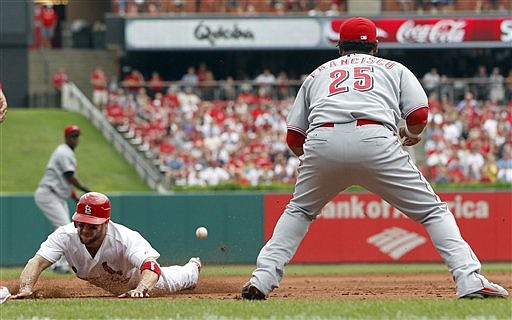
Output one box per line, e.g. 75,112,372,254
195,226,208,239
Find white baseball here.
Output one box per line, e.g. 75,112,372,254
195,226,208,239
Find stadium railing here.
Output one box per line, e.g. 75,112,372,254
61,82,165,192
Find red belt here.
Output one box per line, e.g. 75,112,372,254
320,119,383,127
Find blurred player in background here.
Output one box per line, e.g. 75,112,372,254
34,124,91,273
241,17,508,300
10,192,201,299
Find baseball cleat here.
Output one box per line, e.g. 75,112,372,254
460,279,509,299
188,257,202,272
241,282,266,300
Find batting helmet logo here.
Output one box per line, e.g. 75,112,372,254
72,192,111,225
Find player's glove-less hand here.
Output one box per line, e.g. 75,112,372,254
118,288,149,298
399,127,421,147
10,290,33,300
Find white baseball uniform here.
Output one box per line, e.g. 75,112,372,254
36,221,199,295
249,53,485,298
35,143,77,227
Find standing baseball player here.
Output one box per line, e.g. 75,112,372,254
10,192,201,299
242,17,508,300
34,124,91,273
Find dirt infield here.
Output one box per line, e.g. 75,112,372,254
3,271,511,300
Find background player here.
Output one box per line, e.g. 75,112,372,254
34,124,91,273
0,83,7,123
10,192,201,299
241,17,508,300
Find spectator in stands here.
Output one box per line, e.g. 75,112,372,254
397,0,414,11
113,0,128,15
163,86,180,109
197,64,216,100
472,65,489,101
219,76,237,101
488,67,505,104
146,2,160,15
480,153,499,182
456,91,478,113
148,71,165,97
178,86,201,120
422,68,441,96
324,3,341,16
105,97,126,127
90,65,108,110
505,69,512,102
126,2,140,16
276,71,291,100
200,160,230,186
181,66,199,89
254,68,276,98
497,142,512,182
40,4,58,48
122,69,145,95
52,67,68,107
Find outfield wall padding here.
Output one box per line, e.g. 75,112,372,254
0,193,264,266
1,191,510,267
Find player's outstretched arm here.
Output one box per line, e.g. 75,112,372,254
67,174,91,194
118,258,160,298
10,255,52,299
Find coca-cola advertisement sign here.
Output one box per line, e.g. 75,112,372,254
327,17,512,47
396,19,467,43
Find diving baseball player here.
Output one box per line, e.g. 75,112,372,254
34,125,91,273
10,192,201,299
242,17,508,300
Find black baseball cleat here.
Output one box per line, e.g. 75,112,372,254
241,282,266,300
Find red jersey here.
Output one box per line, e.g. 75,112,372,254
53,72,68,90
91,70,107,90
40,7,57,28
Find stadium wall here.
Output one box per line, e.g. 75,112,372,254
1,191,510,266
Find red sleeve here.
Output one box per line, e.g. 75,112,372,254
405,107,428,126
286,129,306,148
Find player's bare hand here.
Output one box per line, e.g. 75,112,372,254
10,291,34,300
118,289,149,298
399,127,421,146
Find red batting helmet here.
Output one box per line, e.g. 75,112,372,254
64,125,80,137
72,192,111,225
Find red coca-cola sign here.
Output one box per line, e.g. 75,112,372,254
327,17,512,45
397,19,466,43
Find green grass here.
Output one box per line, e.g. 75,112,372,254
1,298,510,320
1,263,511,319
0,109,151,192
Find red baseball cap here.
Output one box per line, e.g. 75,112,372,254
64,125,80,137
339,17,377,42
72,192,111,225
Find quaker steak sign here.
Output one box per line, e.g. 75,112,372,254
327,17,512,47
264,191,512,262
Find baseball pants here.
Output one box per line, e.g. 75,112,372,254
250,121,482,297
35,186,71,228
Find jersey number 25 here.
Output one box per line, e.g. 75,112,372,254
328,67,374,96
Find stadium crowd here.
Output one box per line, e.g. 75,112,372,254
99,63,512,189
110,0,510,16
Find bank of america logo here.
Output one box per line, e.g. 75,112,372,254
367,227,427,260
